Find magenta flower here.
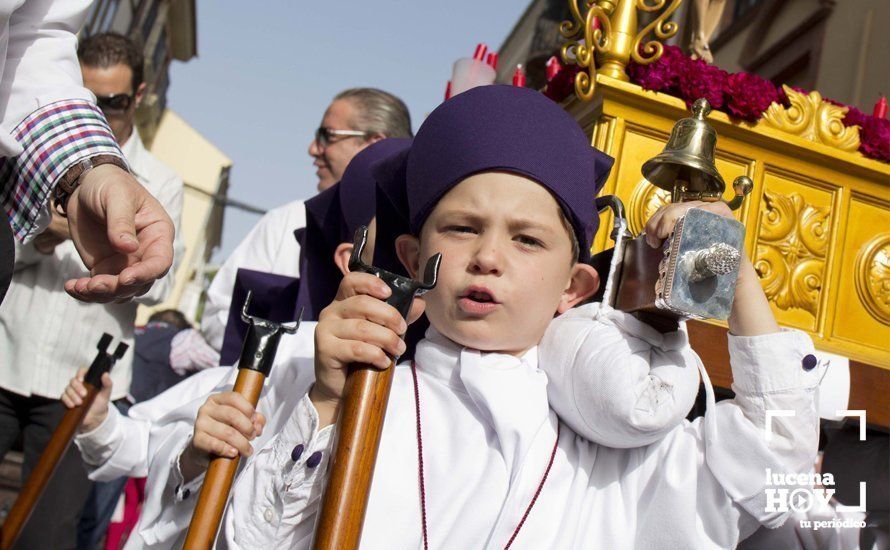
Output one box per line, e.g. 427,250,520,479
725,72,780,122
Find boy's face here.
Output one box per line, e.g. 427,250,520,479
397,172,598,356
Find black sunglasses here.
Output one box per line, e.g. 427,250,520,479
96,93,134,113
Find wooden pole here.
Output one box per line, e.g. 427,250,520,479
182,369,265,549
183,293,298,550
312,227,440,550
0,334,127,550
311,361,396,549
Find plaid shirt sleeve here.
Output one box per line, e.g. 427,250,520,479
0,99,127,242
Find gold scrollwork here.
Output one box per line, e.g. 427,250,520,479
854,233,890,325
762,85,860,152
560,0,612,101
631,0,681,65
560,0,680,101
753,190,830,317
628,179,671,234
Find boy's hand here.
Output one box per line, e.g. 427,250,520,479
643,200,780,336
186,391,265,462
62,367,112,433
643,200,734,249
310,272,425,427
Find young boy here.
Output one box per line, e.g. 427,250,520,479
140,85,822,548
65,138,410,548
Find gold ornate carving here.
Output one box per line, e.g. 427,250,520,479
628,179,671,234
855,234,890,325
753,190,830,317
560,0,680,101
762,85,861,152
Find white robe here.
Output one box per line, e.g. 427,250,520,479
78,323,821,549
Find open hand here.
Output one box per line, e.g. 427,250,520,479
64,164,174,303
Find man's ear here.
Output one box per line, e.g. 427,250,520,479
395,234,421,279
557,263,600,314
333,243,354,276
134,82,147,109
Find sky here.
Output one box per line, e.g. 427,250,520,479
167,0,531,262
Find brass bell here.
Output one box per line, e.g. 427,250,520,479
642,98,752,210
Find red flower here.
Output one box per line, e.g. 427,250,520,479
627,45,688,94
725,72,780,122
678,58,728,109
543,64,583,103
855,113,890,162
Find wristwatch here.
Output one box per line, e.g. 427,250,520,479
53,154,129,215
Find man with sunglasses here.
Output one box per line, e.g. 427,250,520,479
0,32,184,547
201,88,412,352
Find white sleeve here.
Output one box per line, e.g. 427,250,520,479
73,367,233,482
74,404,152,481
540,303,701,448
624,328,822,547
0,0,95,156
703,328,823,528
136,173,185,305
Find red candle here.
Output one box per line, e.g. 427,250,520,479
874,95,888,119
473,43,488,61
487,52,499,70
545,56,562,81
512,64,526,87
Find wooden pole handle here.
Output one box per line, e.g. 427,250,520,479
0,384,99,550
312,359,396,550
183,369,266,550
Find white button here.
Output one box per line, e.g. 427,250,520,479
263,507,274,522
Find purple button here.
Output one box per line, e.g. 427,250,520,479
802,354,818,371
306,451,323,468
291,444,304,462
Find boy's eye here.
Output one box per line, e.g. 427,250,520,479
445,225,476,234
516,235,543,248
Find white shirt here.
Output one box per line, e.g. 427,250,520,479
0,130,185,400
202,199,305,351
78,323,823,549
0,0,94,157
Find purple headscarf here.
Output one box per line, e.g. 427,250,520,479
375,85,614,262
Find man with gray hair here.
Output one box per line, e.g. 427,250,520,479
201,88,412,352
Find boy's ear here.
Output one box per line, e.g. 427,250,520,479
395,234,421,279
333,243,354,277
557,263,600,314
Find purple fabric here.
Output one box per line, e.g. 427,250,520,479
392,85,614,261
298,138,413,320
219,268,301,366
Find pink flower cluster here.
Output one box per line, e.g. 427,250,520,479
625,45,888,163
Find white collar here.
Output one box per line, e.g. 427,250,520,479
413,326,550,471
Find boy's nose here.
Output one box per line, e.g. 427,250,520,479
470,242,502,276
